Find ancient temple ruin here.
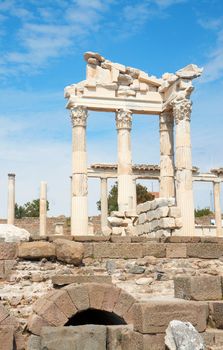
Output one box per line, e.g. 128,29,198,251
65,51,203,237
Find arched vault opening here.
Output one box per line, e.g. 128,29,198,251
65,308,127,326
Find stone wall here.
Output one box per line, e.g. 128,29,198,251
136,198,182,236
1,236,223,349
0,217,70,236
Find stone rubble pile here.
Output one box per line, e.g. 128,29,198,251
136,198,182,236
107,211,138,236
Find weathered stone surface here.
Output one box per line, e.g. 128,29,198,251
27,314,51,336
165,320,204,350
166,243,187,258
202,329,223,348
165,236,201,243
0,243,17,260
73,236,110,242
18,241,56,259
40,325,107,350
107,326,143,350
187,243,223,259
143,333,165,350
113,290,135,320
54,239,84,265
93,243,143,259
27,335,41,350
110,236,131,243
0,303,9,323
48,235,73,242
133,300,208,333
45,290,77,319
102,285,121,312
65,283,89,311
209,301,223,329
174,276,222,301
142,243,166,257
52,274,112,286
0,326,14,350
33,298,68,327
0,224,30,242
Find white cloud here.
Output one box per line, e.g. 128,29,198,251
0,0,113,76
197,15,223,83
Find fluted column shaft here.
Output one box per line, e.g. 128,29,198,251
173,99,195,235
100,178,108,230
39,181,47,236
71,106,88,236
213,181,222,236
7,173,15,225
116,109,134,212
132,177,137,213
159,111,175,197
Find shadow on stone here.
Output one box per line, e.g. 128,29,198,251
65,308,127,326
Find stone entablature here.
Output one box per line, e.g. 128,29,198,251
65,51,202,114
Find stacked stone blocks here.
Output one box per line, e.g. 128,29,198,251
136,198,182,236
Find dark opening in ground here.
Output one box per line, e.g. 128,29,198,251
65,308,127,326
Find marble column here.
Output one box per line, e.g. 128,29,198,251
39,181,47,236
159,111,175,198
213,181,222,236
173,98,195,236
7,173,15,225
116,109,134,212
100,177,108,230
70,106,88,236
132,177,137,212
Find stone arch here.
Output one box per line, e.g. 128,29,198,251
27,283,137,336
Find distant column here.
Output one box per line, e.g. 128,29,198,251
39,181,47,236
213,181,222,236
70,106,88,236
116,109,134,212
7,173,15,225
159,111,175,197
132,177,137,213
173,98,195,236
100,177,108,230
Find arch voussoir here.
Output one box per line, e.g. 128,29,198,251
28,282,137,336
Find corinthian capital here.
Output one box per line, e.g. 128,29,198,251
116,109,132,130
70,106,88,127
172,99,192,124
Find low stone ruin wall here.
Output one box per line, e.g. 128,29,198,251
0,217,70,236
1,236,223,349
136,198,182,236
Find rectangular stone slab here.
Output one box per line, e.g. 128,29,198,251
133,300,208,333
40,325,107,350
51,275,112,286
93,243,143,259
186,243,223,259
174,276,222,301
0,326,14,350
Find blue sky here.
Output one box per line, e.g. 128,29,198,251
0,0,222,217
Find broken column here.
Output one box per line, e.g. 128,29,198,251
70,106,88,236
39,181,47,236
7,173,15,225
159,111,175,197
213,181,222,236
116,109,134,212
100,177,108,230
173,99,195,236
